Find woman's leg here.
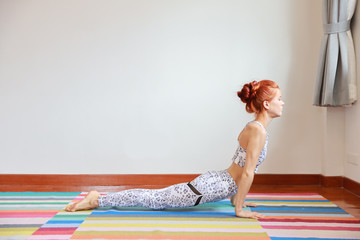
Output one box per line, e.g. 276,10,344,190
99,182,199,209
101,170,237,209
65,170,237,212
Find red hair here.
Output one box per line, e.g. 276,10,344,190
237,80,279,113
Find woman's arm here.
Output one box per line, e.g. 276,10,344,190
233,124,266,219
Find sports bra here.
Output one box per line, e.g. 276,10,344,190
232,121,268,173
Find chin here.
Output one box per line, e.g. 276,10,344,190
274,112,282,118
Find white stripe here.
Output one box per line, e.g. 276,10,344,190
0,196,76,199
0,218,49,224
265,229,360,238
0,236,28,240
0,204,66,207
253,203,335,207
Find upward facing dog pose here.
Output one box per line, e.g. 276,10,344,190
66,80,284,219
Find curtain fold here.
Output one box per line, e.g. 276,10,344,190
313,0,357,107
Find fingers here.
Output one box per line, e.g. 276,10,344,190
246,202,258,207
230,196,236,206
249,212,265,219
243,202,258,208
235,210,265,219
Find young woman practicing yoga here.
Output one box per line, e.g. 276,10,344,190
65,80,284,219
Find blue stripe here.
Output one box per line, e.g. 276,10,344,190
46,220,84,224
42,224,81,228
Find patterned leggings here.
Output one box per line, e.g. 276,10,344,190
98,169,238,209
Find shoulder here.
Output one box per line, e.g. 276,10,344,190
245,122,267,141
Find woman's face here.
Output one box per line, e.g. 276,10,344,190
266,89,284,118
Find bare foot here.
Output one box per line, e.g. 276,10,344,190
65,191,100,212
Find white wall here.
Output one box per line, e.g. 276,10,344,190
320,1,360,183
0,0,325,174
323,108,345,177
345,1,360,183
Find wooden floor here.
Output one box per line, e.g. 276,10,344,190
1,184,359,219
250,185,360,219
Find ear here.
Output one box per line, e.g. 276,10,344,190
263,100,270,110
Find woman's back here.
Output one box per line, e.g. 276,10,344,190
227,121,268,184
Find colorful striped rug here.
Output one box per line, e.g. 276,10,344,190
0,192,359,240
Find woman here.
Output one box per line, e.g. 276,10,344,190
66,80,284,219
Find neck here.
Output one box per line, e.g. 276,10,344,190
254,112,273,129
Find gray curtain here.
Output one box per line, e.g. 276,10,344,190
313,0,357,107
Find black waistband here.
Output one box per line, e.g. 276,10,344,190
187,182,203,206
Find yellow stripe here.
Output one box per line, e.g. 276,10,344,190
0,227,37,235
73,230,268,237
87,217,256,222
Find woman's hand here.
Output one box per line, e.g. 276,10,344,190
235,209,264,219
231,196,258,208
231,195,236,206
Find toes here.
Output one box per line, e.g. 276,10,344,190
65,204,72,212
65,202,77,212
70,203,79,212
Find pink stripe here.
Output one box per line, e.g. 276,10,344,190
33,228,77,235
247,193,320,196
262,225,360,231
76,227,266,233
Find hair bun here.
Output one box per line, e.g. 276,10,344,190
237,79,279,114
237,81,258,104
